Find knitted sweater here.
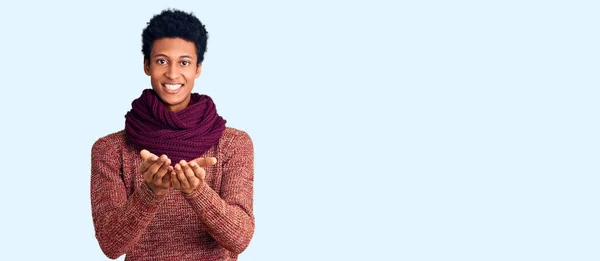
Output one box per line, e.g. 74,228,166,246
91,127,254,261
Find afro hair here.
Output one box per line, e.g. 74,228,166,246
142,9,208,65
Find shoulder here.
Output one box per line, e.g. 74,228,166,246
219,127,253,153
222,127,251,140
92,130,127,155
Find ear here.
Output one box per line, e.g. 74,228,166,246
195,62,203,78
143,59,151,76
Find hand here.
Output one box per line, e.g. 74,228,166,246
171,157,217,194
139,149,173,196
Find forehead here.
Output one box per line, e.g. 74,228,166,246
151,37,197,58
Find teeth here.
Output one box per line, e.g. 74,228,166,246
165,84,182,90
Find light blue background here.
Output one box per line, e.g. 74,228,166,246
0,0,598,260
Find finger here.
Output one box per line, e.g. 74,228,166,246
181,160,197,181
140,156,159,179
182,160,201,188
189,161,206,181
161,168,172,187
147,155,168,181
162,166,174,187
140,149,153,160
138,152,159,174
170,170,181,190
175,163,190,188
193,157,217,168
153,157,172,183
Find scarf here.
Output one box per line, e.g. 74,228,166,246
124,89,226,164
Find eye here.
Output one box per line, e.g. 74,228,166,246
156,59,167,65
181,61,191,66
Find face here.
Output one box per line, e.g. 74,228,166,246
144,37,202,113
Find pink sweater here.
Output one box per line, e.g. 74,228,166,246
91,127,254,260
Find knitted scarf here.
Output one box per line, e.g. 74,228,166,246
124,89,226,164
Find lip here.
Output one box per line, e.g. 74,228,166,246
162,83,183,94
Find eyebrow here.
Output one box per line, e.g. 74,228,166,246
153,53,194,59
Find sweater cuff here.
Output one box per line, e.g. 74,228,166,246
134,182,165,213
183,182,222,212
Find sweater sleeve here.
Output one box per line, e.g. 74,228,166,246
183,130,255,254
90,136,165,259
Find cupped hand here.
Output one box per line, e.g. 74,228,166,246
171,157,217,194
139,149,173,196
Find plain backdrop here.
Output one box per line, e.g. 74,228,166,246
0,0,598,260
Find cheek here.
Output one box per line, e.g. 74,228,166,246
185,71,199,81
148,70,160,79
150,71,163,82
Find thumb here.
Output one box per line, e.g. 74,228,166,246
194,157,217,167
140,149,154,160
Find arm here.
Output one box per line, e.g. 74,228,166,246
90,137,165,259
182,131,255,254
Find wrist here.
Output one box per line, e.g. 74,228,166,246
182,182,209,199
181,180,204,195
147,182,168,196
181,188,194,195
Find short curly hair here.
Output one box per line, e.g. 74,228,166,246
142,9,208,65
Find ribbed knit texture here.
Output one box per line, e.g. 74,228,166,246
91,127,254,261
124,89,226,164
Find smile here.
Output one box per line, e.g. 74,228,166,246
163,83,183,93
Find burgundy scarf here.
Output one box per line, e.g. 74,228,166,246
125,89,226,164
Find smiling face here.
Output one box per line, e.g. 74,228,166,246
144,37,202,113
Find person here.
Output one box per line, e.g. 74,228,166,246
90,9,254,261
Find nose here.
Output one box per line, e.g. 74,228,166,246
165,63,179,79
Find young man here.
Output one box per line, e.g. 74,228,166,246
91,9,254,260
